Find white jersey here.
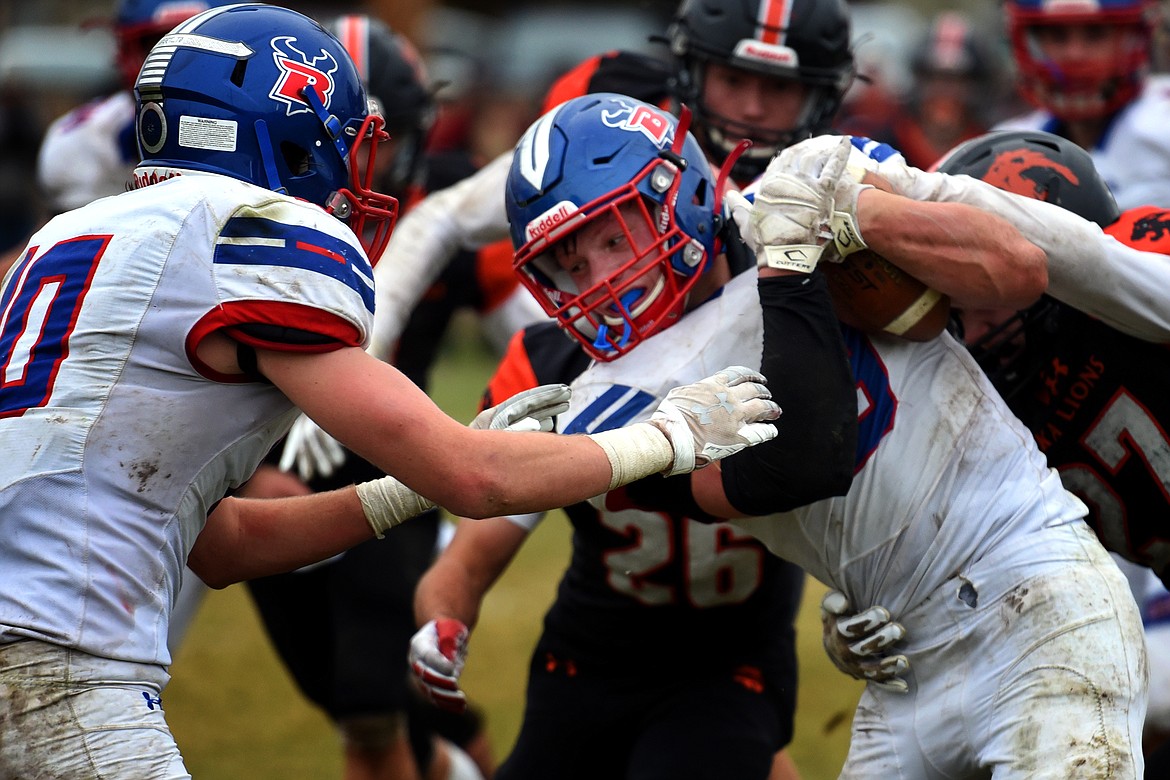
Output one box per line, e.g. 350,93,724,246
0,171,373,670
995,75,1170,210
37,91,138,214
562,271,1086,620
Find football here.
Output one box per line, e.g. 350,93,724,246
821,250,951,341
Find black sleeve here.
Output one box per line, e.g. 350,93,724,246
720,272,857,515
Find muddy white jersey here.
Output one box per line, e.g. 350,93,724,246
562,271,1087,621
995,75,1170,210
0,171,373,669
37,91,138,214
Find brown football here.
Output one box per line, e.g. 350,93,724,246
821,249,951,341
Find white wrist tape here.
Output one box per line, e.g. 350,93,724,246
588,422,675,491
355,477,437,539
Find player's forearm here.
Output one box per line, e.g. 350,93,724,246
414,558,486,630
190,489,374,588
413,517,525,630
872,164,1170,326
858,188,1047,310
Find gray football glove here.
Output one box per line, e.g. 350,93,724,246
648,365,781,475
821,589,910,693
469,383,572,432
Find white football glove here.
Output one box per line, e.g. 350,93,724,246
469,384,572,432
648,365,781,475
820,590,910,693
738,137,863,273
774,134,872,181
409,618,470,713
279,414,346,483
772,135,877,259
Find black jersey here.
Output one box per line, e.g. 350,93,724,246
1004,297,1170,585
989,207,1170,586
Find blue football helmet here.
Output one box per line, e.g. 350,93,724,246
133,3,397,260
115,0,237,90
1005,0,1154,120
506,93,721,362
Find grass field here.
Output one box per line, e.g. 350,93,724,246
164,313,863,778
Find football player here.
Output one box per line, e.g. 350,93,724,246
0,7,781,776
893,12,1003,170
995,0,1170,208
764,124,1170,773
412,93,858,780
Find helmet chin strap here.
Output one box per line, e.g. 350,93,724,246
253,119,287,195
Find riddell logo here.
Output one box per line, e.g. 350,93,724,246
525,201,579,241
132,167,182,189
734,40,797,66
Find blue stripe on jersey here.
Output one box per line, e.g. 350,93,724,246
563,384,657,434
843,326,897,470
215,217,374,313
849,136,904,164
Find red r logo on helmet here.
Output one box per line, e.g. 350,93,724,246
269,35,338,116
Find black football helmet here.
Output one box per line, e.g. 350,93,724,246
667,0,855,181
327,14,434,198
937,130,1120,398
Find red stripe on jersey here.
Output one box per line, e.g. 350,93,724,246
296,240,347,264
186,301,361,382
482,329,540,413
757,0,789,45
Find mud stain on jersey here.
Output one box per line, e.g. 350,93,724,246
127,459,160,493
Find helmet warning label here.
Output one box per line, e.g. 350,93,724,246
178,116,238,152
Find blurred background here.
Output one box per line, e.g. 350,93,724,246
0,0,1010,777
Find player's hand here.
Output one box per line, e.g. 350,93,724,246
743,137,865,272
278,413,346,482
773,134,871,181
649,366,781,475
773,136,877,259
469,384,572,432
409,618,470,713
820,590,910,693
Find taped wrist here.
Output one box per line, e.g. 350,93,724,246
587,422,674,491
355,477,436,539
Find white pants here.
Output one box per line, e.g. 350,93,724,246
841,521,1148,779
0,640,189,779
